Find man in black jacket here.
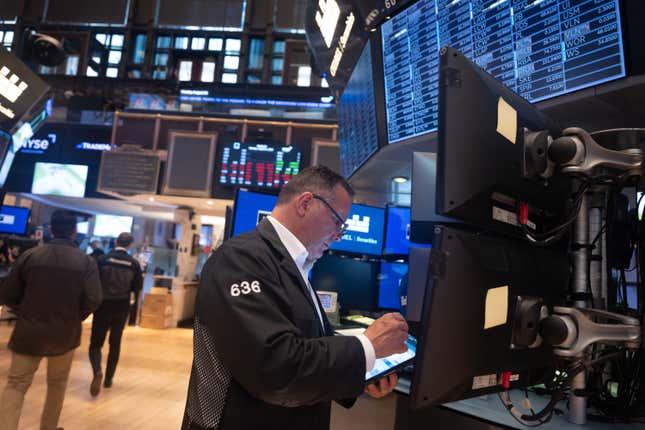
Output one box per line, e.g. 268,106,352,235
182,166,409,430
89,232,142,396
0,210,103,430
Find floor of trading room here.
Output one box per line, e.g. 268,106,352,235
0,322,395,430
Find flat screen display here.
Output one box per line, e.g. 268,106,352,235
311,254,379,311
0,205,30,235
218,141,302,189
31,162,88,198
93,214,133,238
231,189,278,237
378,261,409,310
382,0,626,144
384,207,432,255
337,40,379,178
329,203,385,256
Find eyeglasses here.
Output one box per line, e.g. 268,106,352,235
312,194,348,236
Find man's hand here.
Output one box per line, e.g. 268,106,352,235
365,373,398,398
363,313,408,357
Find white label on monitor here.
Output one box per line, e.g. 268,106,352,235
472,374,498,390
492,206,536,230
0,214,15,225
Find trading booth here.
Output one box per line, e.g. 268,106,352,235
305,0,645,428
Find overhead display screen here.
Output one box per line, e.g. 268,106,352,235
31,162,88,198
337,40,379,178
218,141,302,189
382,0,626,144
93,214,134,238
329,203,385,256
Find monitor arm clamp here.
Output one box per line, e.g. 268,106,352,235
540,306,641,357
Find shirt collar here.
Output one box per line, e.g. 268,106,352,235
266,216,309,271
114,247,128,252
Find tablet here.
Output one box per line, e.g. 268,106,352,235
365,335,416,384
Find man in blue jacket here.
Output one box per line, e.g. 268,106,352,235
0,210,103,430
182,166,408,430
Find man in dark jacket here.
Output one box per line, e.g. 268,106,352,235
182,166,409,430
89,232,142,396
0,210,103,430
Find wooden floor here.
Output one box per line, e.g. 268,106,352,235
0,322,193,430
0,321,397,430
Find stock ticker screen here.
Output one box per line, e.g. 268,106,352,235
382,0,626,144
218,141,302,189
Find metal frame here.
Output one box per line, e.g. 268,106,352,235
162,130,217,197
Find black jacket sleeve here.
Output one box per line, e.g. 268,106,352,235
0,250,29,307
130,259,143,294
198,243,366,407
80,258,103,319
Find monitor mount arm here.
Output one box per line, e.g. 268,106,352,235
525,127,643,180
540,306,641,357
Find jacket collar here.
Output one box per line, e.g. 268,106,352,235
49,238,78,248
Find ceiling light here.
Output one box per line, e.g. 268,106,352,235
392,176,409,183
148,197,155,202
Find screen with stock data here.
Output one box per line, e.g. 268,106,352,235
217,141,302,189
382,0,625,144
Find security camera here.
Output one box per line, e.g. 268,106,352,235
24,32,67,67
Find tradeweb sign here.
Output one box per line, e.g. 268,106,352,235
76,141,115,152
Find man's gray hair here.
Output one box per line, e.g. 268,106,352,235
276,165,354,205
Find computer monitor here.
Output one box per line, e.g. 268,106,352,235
378,261,408,310
0,205,30,235
329,203,385,256
410,226,569,408
384,206,433,255
435,47,571,237
410,152,462,244
230,189,278,237
311,254,379,312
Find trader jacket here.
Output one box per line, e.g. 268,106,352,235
182,219,366,430
0,239,103,356
97,249,143,301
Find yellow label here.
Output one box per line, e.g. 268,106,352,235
496,97,517,144
484,285,508,329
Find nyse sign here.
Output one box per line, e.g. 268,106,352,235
20,133,57,154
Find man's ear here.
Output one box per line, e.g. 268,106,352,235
294,192,313,217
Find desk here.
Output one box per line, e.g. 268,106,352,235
171,281,198,325
394,377,645,430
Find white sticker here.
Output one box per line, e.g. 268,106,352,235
472,374,498,390
496,97,517,144
484,286,509,330
492,206,536,230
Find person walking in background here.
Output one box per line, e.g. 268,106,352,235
89,240,105,259
89,232,142,397
0,210,103,430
